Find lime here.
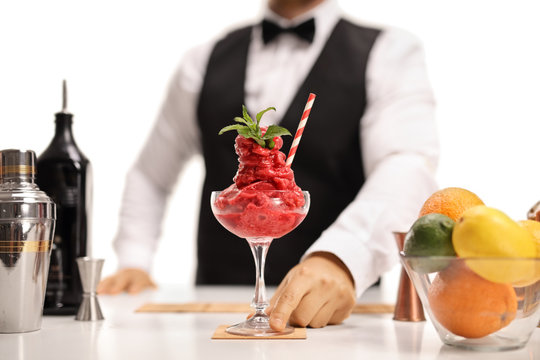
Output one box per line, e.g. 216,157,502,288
403,213,456,273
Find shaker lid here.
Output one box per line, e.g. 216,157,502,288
0,149,36,180
0,149,55,220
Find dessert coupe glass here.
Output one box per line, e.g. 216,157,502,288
211,190,310,336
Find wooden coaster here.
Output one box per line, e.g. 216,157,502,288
136,302,250,313
136,302,394,314
353,303,395,314
211,325,306,340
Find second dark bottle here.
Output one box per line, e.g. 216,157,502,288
37,81,92,315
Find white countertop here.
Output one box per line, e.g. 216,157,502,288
1,285,539,360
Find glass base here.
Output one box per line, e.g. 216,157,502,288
226,314,294,337
441,334,528,352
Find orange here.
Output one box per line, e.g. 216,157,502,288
419,187,484,221
428,261,517,339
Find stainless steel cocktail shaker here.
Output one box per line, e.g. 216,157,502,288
0,149,56,333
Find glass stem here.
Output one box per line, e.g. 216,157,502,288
248,237,273,316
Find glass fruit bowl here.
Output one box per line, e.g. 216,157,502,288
399,254,540,351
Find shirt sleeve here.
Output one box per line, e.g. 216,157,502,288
113,43,213,271
303,27,440,297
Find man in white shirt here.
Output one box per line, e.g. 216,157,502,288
98,0,439,331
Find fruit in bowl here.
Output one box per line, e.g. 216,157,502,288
418,187,484,221
399,187,540,350
403,213,455,273
400,255,540,351
427,259,517,339
452,205,537,284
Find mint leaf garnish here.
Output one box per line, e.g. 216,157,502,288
262,125,291,140
218,105,291,149
256,107,276,126
218,124,246,135
242,106,254,125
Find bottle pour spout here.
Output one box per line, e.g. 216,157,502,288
62,79,68,113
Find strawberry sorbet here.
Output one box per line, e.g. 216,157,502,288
214,131,307,239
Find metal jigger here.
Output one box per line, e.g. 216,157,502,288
393,232,425,322
75,257,105,321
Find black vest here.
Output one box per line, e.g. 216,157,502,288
196,19,380,285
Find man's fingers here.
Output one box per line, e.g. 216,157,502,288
307,303,335,328
127,274,157,294
97,277,115,294
97,268,156,295
288,291,329,327
126,279,147,294
269,253,357,330
108,274,130,294
328,306,354,326
266,285,284,315
269,271,313,331
269,292,300,331
268,274,289,309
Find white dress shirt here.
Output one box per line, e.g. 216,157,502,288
113,0,439,297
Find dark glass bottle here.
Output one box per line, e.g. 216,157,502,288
37,81,92,315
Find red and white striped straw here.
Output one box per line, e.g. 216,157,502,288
285,93,316,167
286,93,316,167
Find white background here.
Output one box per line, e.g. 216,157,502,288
1,0,540,287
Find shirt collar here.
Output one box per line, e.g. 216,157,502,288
261,0,341,44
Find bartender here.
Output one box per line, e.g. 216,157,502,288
99,0,439,331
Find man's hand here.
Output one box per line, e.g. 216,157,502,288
267,252,356,330
97,268,157,295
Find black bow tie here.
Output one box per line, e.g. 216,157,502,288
261,18,315,45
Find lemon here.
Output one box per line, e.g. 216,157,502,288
514,220,540,286
452,205,537,283
517,220,540,255
403,213,456,273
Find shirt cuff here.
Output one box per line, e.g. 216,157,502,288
302,202,391,298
